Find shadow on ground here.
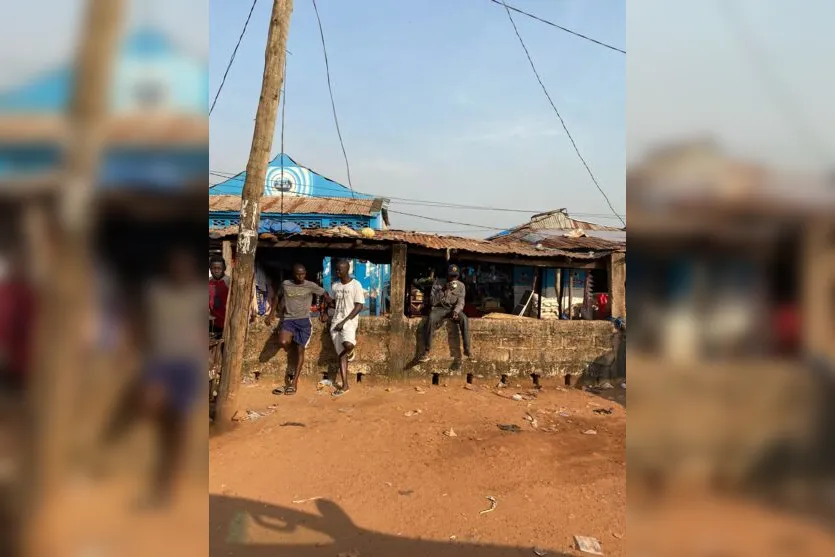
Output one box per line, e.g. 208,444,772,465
210,494,572,557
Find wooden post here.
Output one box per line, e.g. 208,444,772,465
222,239,233,276
388,244,409,377
608,251,626,319
567,270,574,320
24,0,125,552
216,0,293,427
389,244,407,324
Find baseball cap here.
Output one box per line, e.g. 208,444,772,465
447,264,460,276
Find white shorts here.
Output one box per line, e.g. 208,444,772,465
330,319,358,354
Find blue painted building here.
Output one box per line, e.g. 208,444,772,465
0,27,208,190
210,153,392,316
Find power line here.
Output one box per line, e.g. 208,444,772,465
208,170,626,219
498,0,625,227
311,0,355,198
209,0,259,116
387,209,506,231
488,0,625,54
719,2,831,164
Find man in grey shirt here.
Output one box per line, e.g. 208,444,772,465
418,264,471,362
266,263,329,395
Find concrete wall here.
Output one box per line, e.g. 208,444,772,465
243,316,622,381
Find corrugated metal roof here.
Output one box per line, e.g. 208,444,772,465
525,210,623,232
208,195,384,216
487,209,624,247
208,226,611,260
0,114,207,146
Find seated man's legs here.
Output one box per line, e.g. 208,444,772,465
420,307,452,360
455,312,472,356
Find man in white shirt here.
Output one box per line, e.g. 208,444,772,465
326,259,364,397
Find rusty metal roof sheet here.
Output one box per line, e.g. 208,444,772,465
208,195,384,216
209,226,612,260
491,230,624,251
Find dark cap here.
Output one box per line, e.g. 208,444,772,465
447,264,460,277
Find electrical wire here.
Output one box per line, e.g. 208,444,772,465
720,2,831,163
386,209,506,231
209,170,626,220
210,0,259,116
498,0,625,227
311,0,355,198
488,0,625,54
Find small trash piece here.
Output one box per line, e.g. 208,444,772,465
479,496,497,514
415,387,426,394
443,428,457,437
620,382,626,389
511,394,523,401
558,411,571,418
498,424,521,433
600,382,614,389
574,535,603,555
292,496,323,504
317,379,333,390
582,429,598,435
449,535,457,541
593,408,614,415
533,548,548,556
404,409,422,417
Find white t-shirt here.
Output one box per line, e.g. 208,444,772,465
146,280,206,360
331,279,365,325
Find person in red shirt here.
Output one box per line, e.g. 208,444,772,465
0,251,34,392
208,255,231,338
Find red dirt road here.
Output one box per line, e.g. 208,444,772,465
209,378,626,556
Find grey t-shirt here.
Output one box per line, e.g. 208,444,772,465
280,279,325,320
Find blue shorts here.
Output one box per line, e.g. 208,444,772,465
143,358,202,413
280,318,312,347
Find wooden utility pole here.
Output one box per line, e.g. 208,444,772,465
216,0,293,427
23,0,125,553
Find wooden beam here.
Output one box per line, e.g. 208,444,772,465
388,244,409,378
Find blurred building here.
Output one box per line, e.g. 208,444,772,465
0,25,208,278
627,140,835,363
209,154,392,316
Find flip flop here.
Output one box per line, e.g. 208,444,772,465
284,386,297,396
271,387,285,395
332,389,349,398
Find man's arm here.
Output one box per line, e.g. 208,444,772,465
266,283,282,325
453,282,466,316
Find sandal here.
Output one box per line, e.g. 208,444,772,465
331,388,349,398
284,386,297,396
271,387,285,395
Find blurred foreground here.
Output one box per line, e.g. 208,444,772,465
0,0,206,555
627,2,835,553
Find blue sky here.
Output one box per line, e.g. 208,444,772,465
210,0,626,234
628,0,835,173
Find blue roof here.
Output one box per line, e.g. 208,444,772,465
210,153,374,200
0,27,207,114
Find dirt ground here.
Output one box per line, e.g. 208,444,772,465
209,376,627,557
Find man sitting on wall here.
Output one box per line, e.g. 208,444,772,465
417,264,472,362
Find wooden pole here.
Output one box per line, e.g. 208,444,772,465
24,0,125,552
216,0,293,427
